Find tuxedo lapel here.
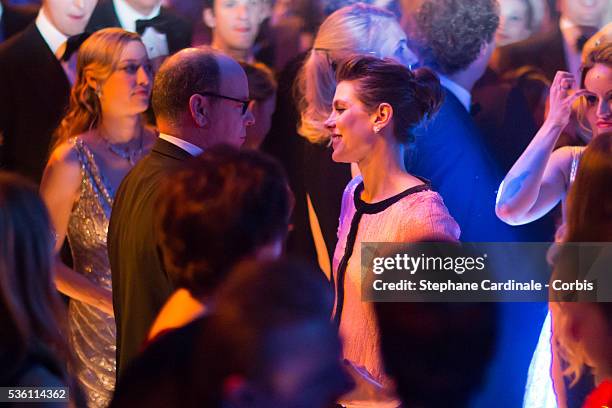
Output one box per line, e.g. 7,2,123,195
86,0,122,32
151,137,194,162
158,7,191,54
542,27,567,78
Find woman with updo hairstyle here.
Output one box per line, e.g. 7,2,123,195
39,28,156,406
269,3,418,278
324,55,460,405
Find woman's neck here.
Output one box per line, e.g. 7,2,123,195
357,139,421,203
98,114,142,145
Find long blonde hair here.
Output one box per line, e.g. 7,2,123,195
295,3,399,144
54,28,143,145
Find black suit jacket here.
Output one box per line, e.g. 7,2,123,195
493,25,567,82
409,88,521,242
0,2,37,42
108,137,192,379
86,0,191,54
0,23,70,182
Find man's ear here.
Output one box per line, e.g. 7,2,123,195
371,103,393,132
203,8,216,29
189,94,211,128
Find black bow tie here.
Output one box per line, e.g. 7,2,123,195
135,15,170,35
61,32,91,62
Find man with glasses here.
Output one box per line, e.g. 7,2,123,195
108,46,254,378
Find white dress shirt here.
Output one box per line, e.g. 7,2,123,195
438,74,472,112
113,0,169,59
36,9,68,57
36,10,79,84
158,133,203,156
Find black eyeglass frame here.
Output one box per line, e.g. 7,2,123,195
196,92,251,115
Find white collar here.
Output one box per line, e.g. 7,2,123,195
113,0,161,32
438,74,471,112
158,133,203,157
35,9,68,56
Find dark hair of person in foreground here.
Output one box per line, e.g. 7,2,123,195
0,172,84,405
111,258,353,408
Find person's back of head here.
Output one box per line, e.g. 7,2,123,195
375,300,498,407
550,132,612,388
152,47,254,148
0,172,69,384
155,145,293,300
408,0,499,77
297,3,417,143
240,61,278,148
113,258,352,408
193,258,352,407
565,131,612,242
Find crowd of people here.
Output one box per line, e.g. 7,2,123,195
0,0,610,407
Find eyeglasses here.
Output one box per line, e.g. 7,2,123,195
196,92,251,115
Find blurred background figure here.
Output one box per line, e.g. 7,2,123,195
0,0,36,43
0,172,82,406
0,0,98,183
148,145,293,339
494,0,610,82
496,0,535,46
86,0,191,71
375,301,498,408
240,61,277,149
39,28,155,407
264,0,322,70
111,258,353,408
202,0,266,63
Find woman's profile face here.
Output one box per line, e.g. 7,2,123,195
325,81,378,164
98,41,153,118
378,21,418,68
583,62,612,137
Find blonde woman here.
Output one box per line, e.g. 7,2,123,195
39,28,156,407
287,3,418,276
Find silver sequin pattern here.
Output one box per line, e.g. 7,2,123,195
66,137,116,408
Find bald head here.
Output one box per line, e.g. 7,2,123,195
152,47,231,127
152,47,253,147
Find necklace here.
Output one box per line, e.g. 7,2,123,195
102,127,144,166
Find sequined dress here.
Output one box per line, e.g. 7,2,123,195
66,137,116,407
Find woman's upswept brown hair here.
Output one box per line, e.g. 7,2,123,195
54,28,143,145
0,172,70,381
335,55,443,145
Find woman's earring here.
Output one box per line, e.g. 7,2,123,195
96,87,102,98
373,126,380,134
